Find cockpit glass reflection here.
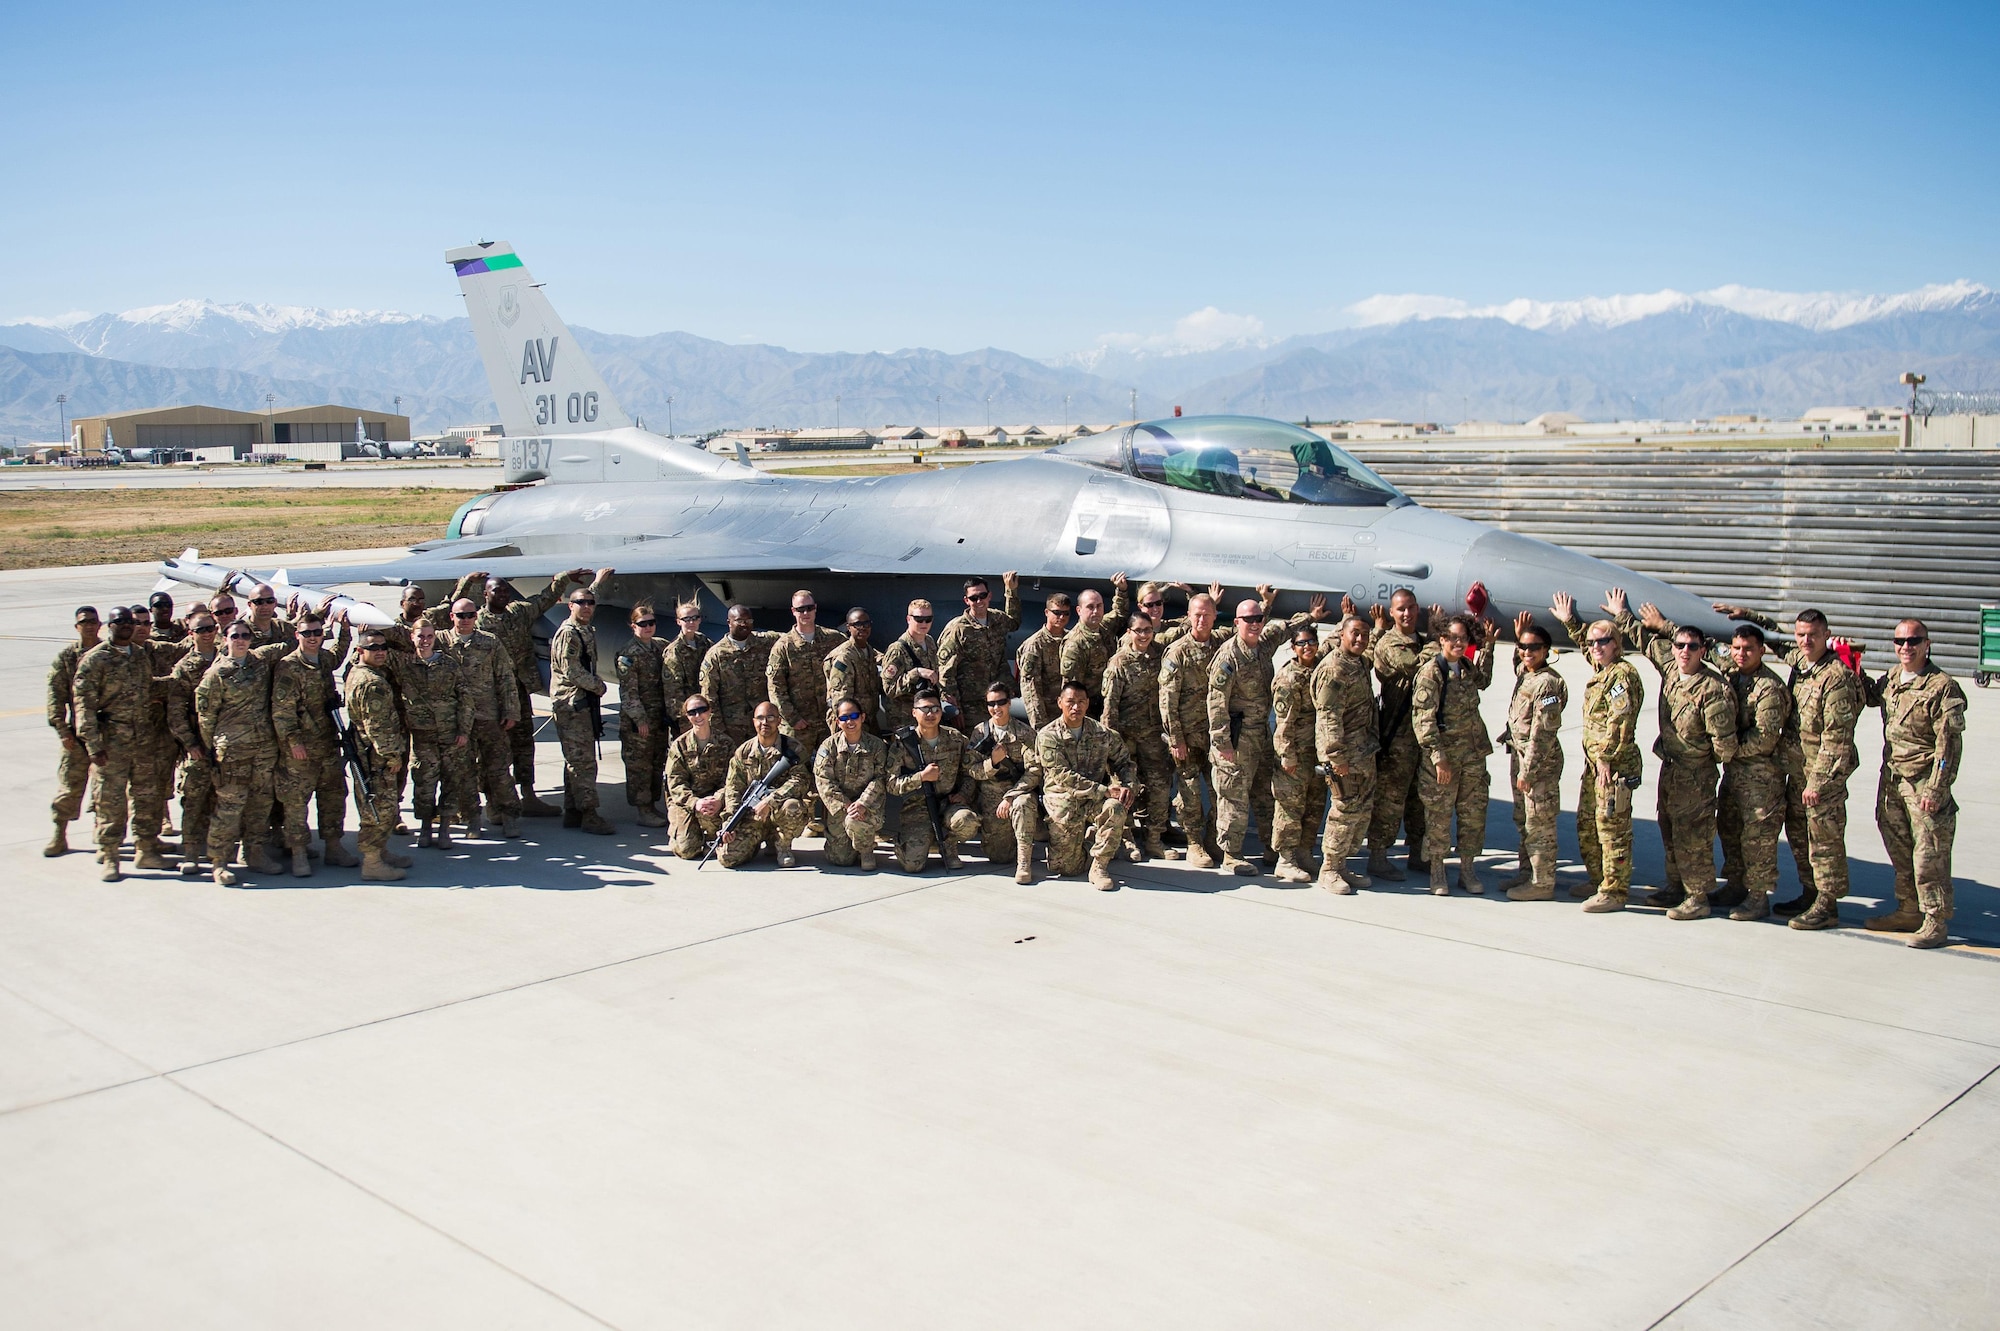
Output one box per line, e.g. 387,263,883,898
1050,416,1406,507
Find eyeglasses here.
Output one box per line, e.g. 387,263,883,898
249,597,276,606
1587,637,1616,647
634,619,657,628
226,632,253,641
685,704,710,716
910,614,933,622
837,712,863,723
1892,636,1926,646
914,704,942,714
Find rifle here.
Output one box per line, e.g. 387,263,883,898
332,700,376,820
896,724,949,846
970,725,1022,780
698,746,795,871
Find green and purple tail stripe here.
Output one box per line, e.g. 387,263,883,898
453,253,523,276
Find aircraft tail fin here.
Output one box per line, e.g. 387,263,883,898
447,242,631,440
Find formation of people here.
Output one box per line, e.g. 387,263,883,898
46,566,1967,948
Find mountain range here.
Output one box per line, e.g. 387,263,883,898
3,284,1996,443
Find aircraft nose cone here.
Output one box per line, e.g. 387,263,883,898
1463,528,1731,640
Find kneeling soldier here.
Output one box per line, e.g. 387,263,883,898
969,680,1042,883
889,688,981,871
1037,680,1137,891
719,702,809,868
665,694,732,859
814,698,888,868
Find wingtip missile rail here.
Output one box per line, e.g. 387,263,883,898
155,549,397,628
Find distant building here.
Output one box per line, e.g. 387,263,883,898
71,403,410,459
784,427,880,451
1803,406,1902,433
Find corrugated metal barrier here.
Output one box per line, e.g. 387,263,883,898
1353,448,2000,676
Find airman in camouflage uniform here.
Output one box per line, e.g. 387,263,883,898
616,605,674,827
1411,616,1497,895
341,633,410,881
1556,595,1644,911
1862,619,1966,949
551,584,615,834
664,602,714,736
881,600,942,712
719,703,810,868
73,608,158,880
767,591,848,817
665,695,733,860
405,621,476,849
968,680,1042,882
131,613,189,865
1032,683,1136,890
166,615,221,876
1102,615,1177,861
1058,577,1130,718
1499,623,1568,901
1016,594,1073,731
1160,595,1226,866
1313,615,1380,893
147,591,186,645
1713,626,1791,920
445,598,523,836
814,702,889,868
701,605,784,747
823,609,885,733
196,624,289,884
937,572,1020,722
1270,624,1328,882
1208,592,1323,875
269,614,354,876
242,584,297,651
1366,589,1436,879
477,568,602,816
1631,620,1737,919
888,691,981,871
44,606,101,857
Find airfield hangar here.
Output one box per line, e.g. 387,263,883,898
71,403,411,459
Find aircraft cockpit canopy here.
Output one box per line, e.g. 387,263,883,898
1049,415,1409,507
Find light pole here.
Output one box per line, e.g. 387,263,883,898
835,394,841,433
667,394,675,438
1900,371,1925,449
265,393,276,448
56,393,67,450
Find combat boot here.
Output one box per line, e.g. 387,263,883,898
1223,853,1259,876
858,848,877,872
212,862,238,886
1189,840,1219,870
180,852,206,879
501,816,523,839
360,852,406,882
1369,844,1405,882
941,846,964,872
1014,844,1034,885
243,844,284,875
1088,859,1118,891
636,804,668,828
1728,891,1770,922
1408,850,1431,875
1507,879,1555,902
43,820,69,857
382,844,415,868
1429,860,1449,896
1275,854,1312,884
1773,890,1817,918
417,820,436,848
391,813,410,836
1580,890,1626,913
1908,915,1949,949
1123,836,1144,862
1318,866,1355,895
133,838,171,871
435,820,453,850
1864,901,1923,932
322,835,360,868
562,804,582,829
1496,861,1530,892
520,786,561,818
1146,832,1179,861
1569,881,1596,900
1457,857,1485,895
1645,884,1687,909
463,807,483,838
290,847,312,878
1790,897,1840,931
1667,889,1710,921
579,810,615,836
1341,866,1373,891
1710,881,1748,911
99,849,122,882
775,839,797,869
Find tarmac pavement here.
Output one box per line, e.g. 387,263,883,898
3,554,1995,1329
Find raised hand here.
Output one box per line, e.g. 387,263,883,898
1638,602,1668,632
1341,593,1358,619
1513,609,1534,640
1601,588,1628,618
1551,591,1576,623
1308,594,1329,620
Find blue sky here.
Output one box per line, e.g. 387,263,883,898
4,0,1995,356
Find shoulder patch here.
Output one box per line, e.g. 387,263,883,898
1608,682,1627,699
1540,694,1559,707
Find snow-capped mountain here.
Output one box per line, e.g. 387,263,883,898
1344,280,1996,333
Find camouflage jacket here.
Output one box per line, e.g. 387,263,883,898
937,590,1021,706
1272,658,1318,769
1206,614,1313,750
722,737,811,818
665,729,734,809
1031,717,1135,802
616,636,672,735
766,625,847,737
73,642,153,757
880,631,939,703
1312,649,1379,767
46,640,89,740
1101,646,1163,740
478,573,578,692
342,660,407,764
550,618,605,706
664,631,714,710
823,639,885,731
1506,662,1567,780
1729,663,1790,769
270,638,350,750
1016,627,1067,728
968,717,1037,792
1370,625,1436,740
888,725,976,809
1865,662,1967,795
1159,632,1224,750
403,650,473,738
140,639,187,742
167,646,219,755
700,632,782,739
1411,652,1496,766
1580,657,1645,775
1785,652,1862,792
448,627,521,726
149,618,188,644
814,732,889,812
1655,664,1737,767
196,651,279,761
1058,584,1130,711
245,615,297,651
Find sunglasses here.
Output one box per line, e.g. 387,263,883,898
571,598,596,606
1520,642,1548,651
214,607,238,616
454,610,477,619
914,705,942,714
793,604,816,613
300,628,325,637
1239,614,1265,624
1893,636,1926,646
193,625,216,633
685,704,710,716
965,591,990,602
249,597,276,606
634,619,657,628
986,698,1010,708
361,643,388,651
837,712,863,723
1141,600,1165,610
1587,637,1617,647
678,614,702,623
911,614,933,622
226,633,253,641
1673,641,1704,651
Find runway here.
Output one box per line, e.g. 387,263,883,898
0,462,499,491
3,553,1995,1330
